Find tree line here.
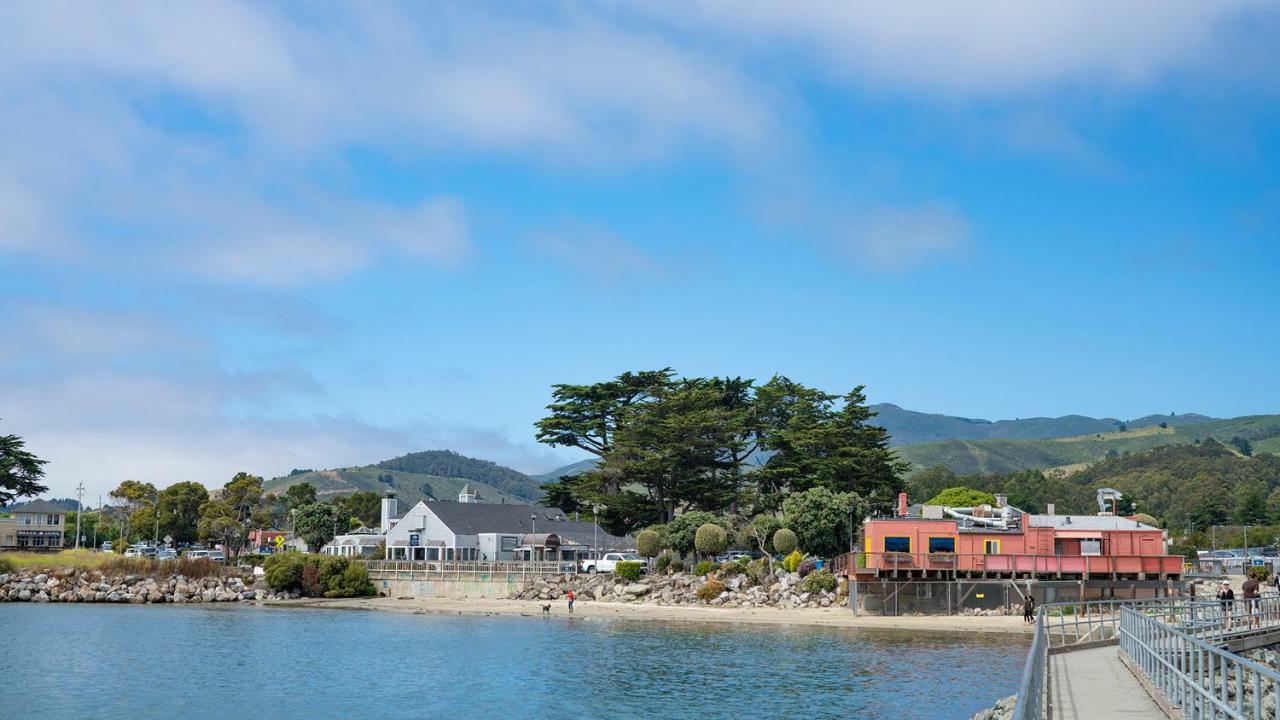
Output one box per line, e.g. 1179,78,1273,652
535,369,907,537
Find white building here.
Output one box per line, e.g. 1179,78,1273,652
381,497,632,562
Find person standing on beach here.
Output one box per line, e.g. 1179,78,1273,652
1023,596,1035,624
566,588,575,614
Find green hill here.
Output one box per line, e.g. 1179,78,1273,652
871,403,1214,446
264,449,546,509
897,415,1280,475
264,466,529,509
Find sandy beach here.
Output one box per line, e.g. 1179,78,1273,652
283,595,1034,635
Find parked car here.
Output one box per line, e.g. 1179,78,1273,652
184,549,211,560
580,552,644,574
715,550,763,563
207,551,226,563
100,541,113,553
156,549,178,561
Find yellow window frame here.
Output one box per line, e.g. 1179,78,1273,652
984,539,1001,555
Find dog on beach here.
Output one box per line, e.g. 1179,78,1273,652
541,603,551,615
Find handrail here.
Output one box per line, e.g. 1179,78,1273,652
359,559,578,577
835,550,1184,577
1120,604,1280,719
1012,608,1049,720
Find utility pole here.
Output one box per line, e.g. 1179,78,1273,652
74,482,84,551
93,494,100,550
153,491,160,547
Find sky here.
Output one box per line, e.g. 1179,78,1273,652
3,2,1280,500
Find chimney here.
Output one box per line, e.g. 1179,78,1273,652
898,492,908,518
1046,503,1055,516
995,494,1007,508
380,493,398,534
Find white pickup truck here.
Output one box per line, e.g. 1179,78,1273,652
580,552,644,574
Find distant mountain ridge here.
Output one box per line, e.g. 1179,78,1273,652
263,449,545,510
870,403,1214,446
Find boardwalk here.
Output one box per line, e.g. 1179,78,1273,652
1048,647,1164,720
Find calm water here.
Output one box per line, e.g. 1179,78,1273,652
2,604,1027,719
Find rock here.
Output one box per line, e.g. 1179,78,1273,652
624,583,650,596
33,573,48,585
17,589,31,601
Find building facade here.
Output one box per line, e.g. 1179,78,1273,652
0,500,67,550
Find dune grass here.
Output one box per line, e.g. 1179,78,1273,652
0,550,226,578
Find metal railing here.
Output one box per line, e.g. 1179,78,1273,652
834,550,1184,578
1120,605,1280,719
1042,597,1191,650
360,559,578,579
1012,609,1050,720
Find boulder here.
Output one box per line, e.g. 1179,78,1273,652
624,583,650,596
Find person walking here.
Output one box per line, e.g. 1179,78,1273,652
1022,595,1036,624
1243,574,1262,629
566,588,576,614
1218,580,1236,631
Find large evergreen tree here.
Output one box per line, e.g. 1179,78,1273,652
0,429,48,505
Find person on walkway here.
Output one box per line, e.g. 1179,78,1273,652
1218,580,1235,631
1023,596,1035,624
1243,574,1262,629
566,588,576,614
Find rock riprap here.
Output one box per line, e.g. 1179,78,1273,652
511,567,845,609
0,568,265,604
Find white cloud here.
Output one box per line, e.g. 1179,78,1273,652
841,206,969,270
651,1,1274,96
528,222,667,290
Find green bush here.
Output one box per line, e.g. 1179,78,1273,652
694,524,728,557
1247,565,1271,582
668,558,685,573
615,560,643,581
802,568,837,594
724,557,750,576
745,557,770,586
636,530,663,559
654,552,672,573
263,552,373,598
696,578,726,602
263,552,307,590
773,528,798,556
0,556,14,574
693,560,720,577
782,550,804,573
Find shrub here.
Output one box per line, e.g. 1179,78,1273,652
667,559,685,573
301,563,321,597
654,552,673,573
773,528,798,556
694,524,728,557
696,578,726,602
745,557,770,586
725,557,750,576
263,552,307,590
782,550,804,573
693,560,720,577
615,560,643,581
636,530,663,559
1247,565,1271,582
0,556,14,574
797,559,816,578
321,558,374,598
802,568,837,594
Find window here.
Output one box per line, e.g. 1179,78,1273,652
883,536,911,553
928,537,955,553
500,536,518,552
48,514,59,525
984,540,1001,554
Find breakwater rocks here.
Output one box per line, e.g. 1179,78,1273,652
0,568,259,604
969,695,1015,720
512,568,844,609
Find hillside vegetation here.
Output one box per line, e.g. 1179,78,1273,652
897,415,1280,475
872,403,1213,447
264,466,530,510
376,450,543,502
906,440,1280,532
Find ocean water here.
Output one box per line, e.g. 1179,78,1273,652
2,604,1027,719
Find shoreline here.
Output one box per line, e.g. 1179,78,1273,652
272,595,1034,636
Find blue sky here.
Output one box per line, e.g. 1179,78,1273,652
2,2,1279,499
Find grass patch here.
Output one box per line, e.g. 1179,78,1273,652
0,549,110,570
0,551,226,579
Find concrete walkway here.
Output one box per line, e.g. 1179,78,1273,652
1049,647,1166,720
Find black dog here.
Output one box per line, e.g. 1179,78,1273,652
541,603,551,616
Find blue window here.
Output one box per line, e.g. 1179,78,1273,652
928,537,955,553
884,536,911,553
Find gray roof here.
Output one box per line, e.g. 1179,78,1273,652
1030,515,1157,530
426,502,632,549
11,500,68,514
